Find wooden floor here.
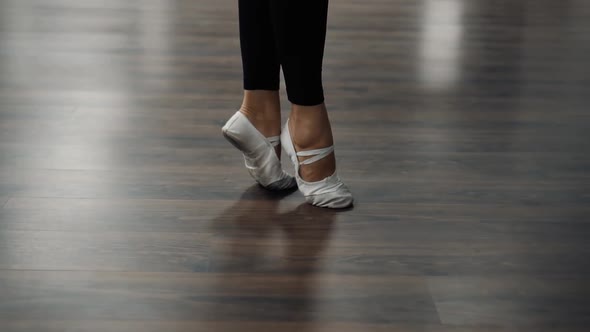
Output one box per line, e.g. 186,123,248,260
1,0,590,331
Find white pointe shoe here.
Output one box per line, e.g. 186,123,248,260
281,120,354,208
222,111,296,191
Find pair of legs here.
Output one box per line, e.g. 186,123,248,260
238,0,336,182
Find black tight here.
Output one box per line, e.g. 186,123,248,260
238,0,329,106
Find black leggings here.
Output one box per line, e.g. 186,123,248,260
238,0,329,106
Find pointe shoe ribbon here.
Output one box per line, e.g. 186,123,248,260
281,119,354,208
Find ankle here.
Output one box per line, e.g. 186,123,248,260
289,103,334,149
240,90,281,137
289,103,336,181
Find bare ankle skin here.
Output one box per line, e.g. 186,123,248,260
289,103,337,182
240,90,282,157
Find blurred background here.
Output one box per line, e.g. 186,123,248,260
0,0,589,331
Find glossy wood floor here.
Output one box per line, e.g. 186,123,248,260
1,0,590,331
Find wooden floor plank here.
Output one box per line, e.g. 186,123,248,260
0,271,439,324
0,231,210,272
428,277,590,327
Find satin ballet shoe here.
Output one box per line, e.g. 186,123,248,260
281,120,354,208
222,111,296,191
